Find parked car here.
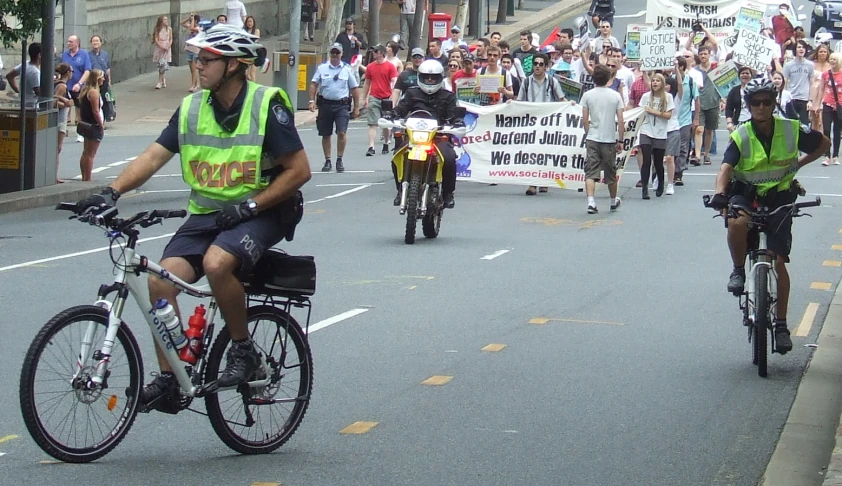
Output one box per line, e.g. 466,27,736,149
810,0,842,37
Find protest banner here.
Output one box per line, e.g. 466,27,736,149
640,29,676,71
625,24,652,61
708,60,740,98
453,101,645,189
646,0,738,41
732,28,775,72
735,2,765,33
556,76,583,103
455,78,481,104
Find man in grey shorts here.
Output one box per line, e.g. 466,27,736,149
579,64,625,214
695,46,722,165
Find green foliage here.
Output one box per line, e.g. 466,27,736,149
0,0,47,49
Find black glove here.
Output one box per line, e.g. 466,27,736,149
76,187,120,214
451,120,465,128
708,193,729,211
216,201,256,230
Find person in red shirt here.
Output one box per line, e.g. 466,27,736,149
452,54,477,84
772,4,795,47
362,44,398,156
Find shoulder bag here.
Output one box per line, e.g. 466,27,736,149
827,69,842,121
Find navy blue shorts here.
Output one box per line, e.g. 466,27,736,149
316,103,350,137
161,209,289,278
729,194,793,260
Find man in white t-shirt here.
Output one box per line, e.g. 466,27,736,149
223,0,247,29
441,26,468,56
580,63,625,214
5,42,42,106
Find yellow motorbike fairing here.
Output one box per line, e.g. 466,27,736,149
392,121,445,183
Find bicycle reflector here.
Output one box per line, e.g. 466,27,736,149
107,395,118,411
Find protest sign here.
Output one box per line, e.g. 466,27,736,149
625,24,652,61
735,2,765,33
646,0,738,41
453,101,645,189
455,78,481,104
556,76,583,103
732,28,776,72
640,30,676,71
708,60,740,98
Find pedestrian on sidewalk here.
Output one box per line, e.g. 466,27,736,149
181,14,202,92
54,63,73,183
153,16,173,90
244,16,260,81
88,35,114,123
397,0,416,49
223,0,247,29
336,18,366,65
78,69,105,182
580,64,624,214
310,43,360,173
5,42,41,106
61,35,91,138
302,0,317,42
362,45,398,156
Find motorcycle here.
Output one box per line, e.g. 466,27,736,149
378,105,467,244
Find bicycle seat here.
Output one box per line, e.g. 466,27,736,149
241,250,316,297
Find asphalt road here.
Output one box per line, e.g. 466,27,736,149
2,2,841,486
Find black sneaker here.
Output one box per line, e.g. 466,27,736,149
366,147,375,156
587,205,598,214
610,199,621,211
336,160,345,173
214,340,262,388
655,183,664,197
139,372,180,414
774,326,793,354
321,160,332,172
727,270,746,295
382,143,389,154
393,192,401,206
642,187,650,200
444,193,455,209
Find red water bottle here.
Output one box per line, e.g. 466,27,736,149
179,305,207,364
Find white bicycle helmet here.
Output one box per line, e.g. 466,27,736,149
187,23,264,61
417,60,444,95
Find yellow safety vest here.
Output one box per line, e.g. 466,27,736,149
178,82,294,214
729,117,800,197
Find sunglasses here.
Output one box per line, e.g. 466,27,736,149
749,98,775,107
412,54,424,59
448,64,459,68
533,62,545,67
197,57,224,66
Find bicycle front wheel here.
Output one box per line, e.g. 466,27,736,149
205,304,313,454
19,305,143,463
754,266,770,377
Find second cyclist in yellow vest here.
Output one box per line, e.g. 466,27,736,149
75,24,312,413
708,78,829,354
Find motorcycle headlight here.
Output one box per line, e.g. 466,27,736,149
410,130,434,144
815,5,824,17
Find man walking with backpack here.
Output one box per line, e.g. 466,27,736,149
474,46,513,106
518,52,566,195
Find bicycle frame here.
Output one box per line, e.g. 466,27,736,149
75,243,271,398
744,231,778,327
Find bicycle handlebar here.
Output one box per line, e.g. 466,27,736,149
702,194,821,227
56,202,187,233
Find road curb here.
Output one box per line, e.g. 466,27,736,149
501,0,592,46
760,282,842,486
0,182,110,216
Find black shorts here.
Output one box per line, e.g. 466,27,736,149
161,209,289,278
316,103,351,137
729,194,794,260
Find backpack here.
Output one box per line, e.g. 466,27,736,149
522,75,561,101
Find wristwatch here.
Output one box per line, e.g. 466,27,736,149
103,186,121,202
245,198,258,216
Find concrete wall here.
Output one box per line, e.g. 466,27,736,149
2,0,290,84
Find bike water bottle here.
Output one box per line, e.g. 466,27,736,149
179,305,207,364
154,299,187,350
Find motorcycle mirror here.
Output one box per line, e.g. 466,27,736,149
381,100,394,112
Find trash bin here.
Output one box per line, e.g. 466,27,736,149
0,100,59,194
273,41,325,111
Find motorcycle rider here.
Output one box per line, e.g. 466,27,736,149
386,59,463,208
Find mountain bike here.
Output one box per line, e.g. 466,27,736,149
703,194,820,377
19,203,316,462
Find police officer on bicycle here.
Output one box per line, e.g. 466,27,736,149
74,24,312,413
707,79,829,354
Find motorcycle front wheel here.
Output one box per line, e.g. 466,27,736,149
422,186,442,239
405,163,421,244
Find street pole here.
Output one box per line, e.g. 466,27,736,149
40,0,57,100
287,0,302,103
468,0,478,37
19,39,27,191
369,3,379,48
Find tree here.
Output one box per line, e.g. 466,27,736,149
496,0,507,24
322,0,349,48
0,0,47,49
454,0,469,36
406,0,424,59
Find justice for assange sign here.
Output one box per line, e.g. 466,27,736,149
453,101,645,189
640,30,676,71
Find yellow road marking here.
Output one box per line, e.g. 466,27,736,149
833,245,842,251
795,303,820,337
811,282,832,290
421,375,453,386
340,421,379,434
482,344,507,352
0,435,18,444
529,317,623,326
823,260,842,267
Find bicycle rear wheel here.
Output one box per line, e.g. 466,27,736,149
753,266,770,377
205,304,313,454
19,306,143,463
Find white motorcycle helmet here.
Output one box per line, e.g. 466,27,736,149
417,60,445,95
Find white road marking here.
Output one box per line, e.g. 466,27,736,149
91,167,110,174
700,189,842,197
316,183,385,187
615,10,646,18
307,308,369,334
107,160,129,167
0,186,371,272
480,249,510,260
627,172,829,179
312,170,375,174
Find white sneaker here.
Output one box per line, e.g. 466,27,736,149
665,183,675,195
76,134,84,143
834,157,840,165
822,157,831,166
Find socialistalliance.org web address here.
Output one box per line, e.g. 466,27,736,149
486,170,588,181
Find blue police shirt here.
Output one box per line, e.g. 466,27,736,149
311,61,358,101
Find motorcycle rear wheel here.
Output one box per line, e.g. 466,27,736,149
405,165,421,244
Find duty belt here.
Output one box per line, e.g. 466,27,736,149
319,96,351,105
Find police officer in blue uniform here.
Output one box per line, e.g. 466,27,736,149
309,42,360,173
